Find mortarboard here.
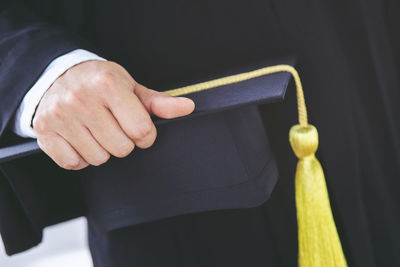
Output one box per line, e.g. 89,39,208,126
0,57,347,266
0,57,293,163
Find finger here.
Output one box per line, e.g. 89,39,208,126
106,88,157,149
37,132,89,170
57,122,111,166
84,106,135,158
134,83,195,119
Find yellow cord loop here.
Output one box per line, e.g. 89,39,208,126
164,64,347,267
165,65,308,126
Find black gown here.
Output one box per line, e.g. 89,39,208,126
2,0,400,267
89,0,400,266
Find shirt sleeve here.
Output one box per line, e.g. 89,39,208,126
11,49,106,138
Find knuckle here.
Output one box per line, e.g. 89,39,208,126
33,116,49,135
48,101,66,120
64,91,84,110
137,131,157,149
91,152,110,166
114,141,135,158
132,122,154,140
36,136,49,151
94,71,116,89
60,157,81,170
73,163,89,171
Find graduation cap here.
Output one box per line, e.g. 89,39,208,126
167,62,348,267
0,57,347,266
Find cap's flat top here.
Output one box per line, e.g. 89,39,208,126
0,56,295,163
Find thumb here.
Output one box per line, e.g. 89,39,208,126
134,83,195,119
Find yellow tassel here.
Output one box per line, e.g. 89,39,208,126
290,125,347,267
164,64,347,267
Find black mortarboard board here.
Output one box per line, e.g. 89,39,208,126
0,56,293,163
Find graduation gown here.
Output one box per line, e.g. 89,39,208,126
2,0,400,266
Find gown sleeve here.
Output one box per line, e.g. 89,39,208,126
0,0,89,136
0,0,89,255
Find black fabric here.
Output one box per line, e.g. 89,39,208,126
0,153,85,255
81,106,279,233
88,200,282,267
1,0,400,266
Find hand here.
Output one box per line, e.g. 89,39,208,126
33,60,194,170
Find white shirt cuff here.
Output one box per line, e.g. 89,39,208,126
12,49,106,138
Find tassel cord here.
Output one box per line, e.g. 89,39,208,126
164,64,308,127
